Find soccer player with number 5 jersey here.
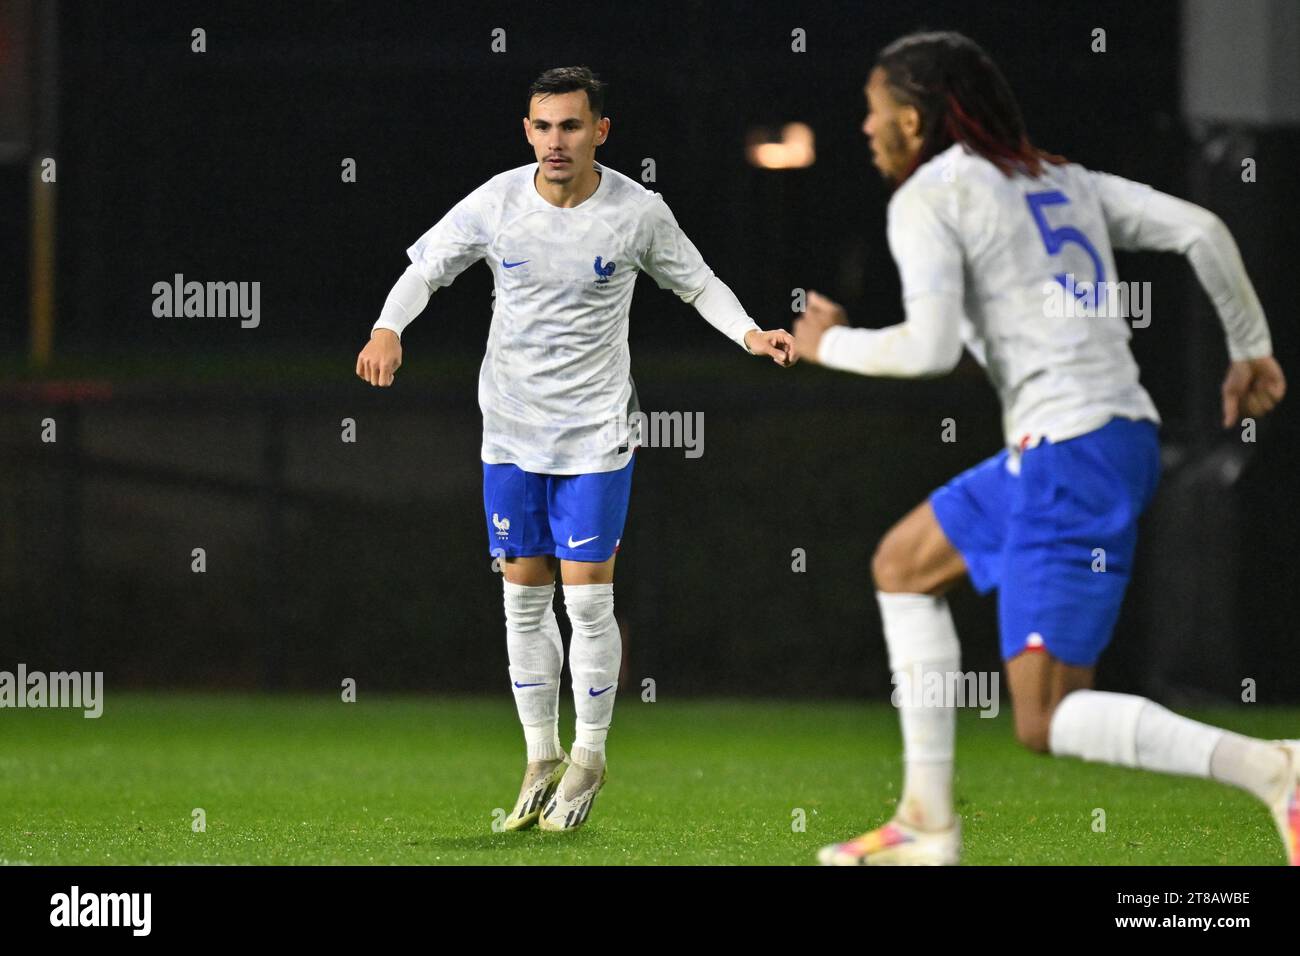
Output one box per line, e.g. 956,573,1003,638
793,31,1295,865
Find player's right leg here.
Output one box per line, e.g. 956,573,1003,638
820,455,1008,865
483,462,568,830
818,501,967,865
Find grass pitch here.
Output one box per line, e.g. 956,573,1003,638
0,695,1293,865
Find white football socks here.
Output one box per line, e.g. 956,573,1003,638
877,591,960,831
564,583,620,763
1210,731,1291,804
503,580,564,762
1049,690,1290,803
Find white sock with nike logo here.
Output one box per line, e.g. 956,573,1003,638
504,580,564,762
564,582,619,762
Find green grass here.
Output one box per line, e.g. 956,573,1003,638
0,695,1293,865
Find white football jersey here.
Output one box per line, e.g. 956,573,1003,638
406,162,717,474
821,141,1268,452
889,143,1168,450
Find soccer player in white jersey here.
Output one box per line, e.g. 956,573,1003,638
355,67,795,833
792,32,1295,865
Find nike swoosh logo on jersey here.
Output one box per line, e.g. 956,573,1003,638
502,259,530,268
513,681,547,688
567,534,599,548
588,685,614,697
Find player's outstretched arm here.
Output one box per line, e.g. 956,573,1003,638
796,180,964,378
793,290,963,378
680,274,796,367
638,196,795,366
357,186,490,387
355,263,432,387
658,267,798,367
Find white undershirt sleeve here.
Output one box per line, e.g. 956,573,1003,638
373,186,490,338
817,292,965,377
817,179,966,376
372,263,434,339
1093,171,1272,361
678,274,762,352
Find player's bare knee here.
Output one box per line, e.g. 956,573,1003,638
1014,714,1052,753
872,533,916,593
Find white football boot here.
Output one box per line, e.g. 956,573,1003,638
503,752,569,832
538,748,606,832
818,816,962,866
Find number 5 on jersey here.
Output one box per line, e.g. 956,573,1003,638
1025,190,1105,296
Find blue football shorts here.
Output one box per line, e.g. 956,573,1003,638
929,416,1162,666
482,454,635,563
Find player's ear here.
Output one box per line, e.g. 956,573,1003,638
596,116,610,145
899,105,921,141
522,116,533,143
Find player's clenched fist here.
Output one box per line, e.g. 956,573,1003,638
745,328,798,367
792,290,848,365
356,329,402,386
1221,355,1286,427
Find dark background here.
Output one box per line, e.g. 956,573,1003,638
2,0,1296,703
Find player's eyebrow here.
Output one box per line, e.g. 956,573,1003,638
531,117,585,126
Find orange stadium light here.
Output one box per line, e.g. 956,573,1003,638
745,122,815,169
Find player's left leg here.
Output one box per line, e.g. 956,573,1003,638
1001,418,1299,864
1008,649,1299,865
1002,649,1093,752
537,456,635,832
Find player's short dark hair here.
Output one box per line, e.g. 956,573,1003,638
528,66,606,118
875,30,1065,181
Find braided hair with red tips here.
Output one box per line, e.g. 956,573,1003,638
876,31,1067,183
